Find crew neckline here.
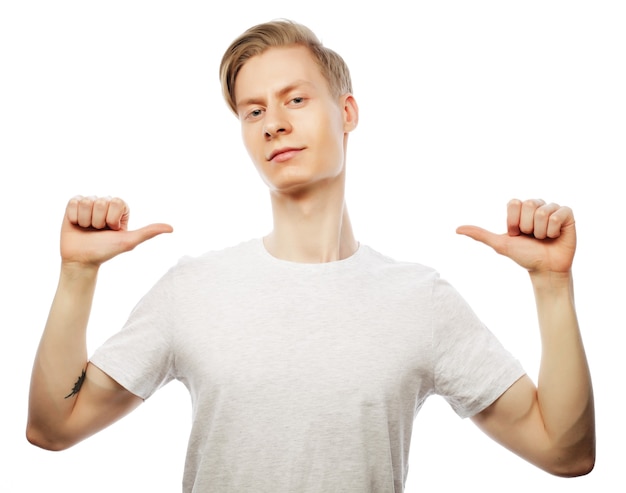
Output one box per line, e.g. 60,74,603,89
254,237,364,269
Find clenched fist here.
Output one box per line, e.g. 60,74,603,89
61,196,173,268
456,198,576,275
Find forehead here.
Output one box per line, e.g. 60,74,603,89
234,45,328,101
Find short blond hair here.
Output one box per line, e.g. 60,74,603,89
219,19,353,115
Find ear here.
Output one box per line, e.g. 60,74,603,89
341,94,359,132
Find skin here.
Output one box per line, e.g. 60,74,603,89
235,45,359,263
459,200,595,476
27,197,171,450
27,45,594,476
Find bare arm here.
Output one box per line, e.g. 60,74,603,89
27,196,172,450
457,199,595,476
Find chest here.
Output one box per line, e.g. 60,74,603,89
175,278,433,411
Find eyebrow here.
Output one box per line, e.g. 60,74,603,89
236,80,316,110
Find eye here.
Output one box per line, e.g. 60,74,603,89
245,108,264,120
290,96,306,105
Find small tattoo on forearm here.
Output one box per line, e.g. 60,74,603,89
65,369,86,399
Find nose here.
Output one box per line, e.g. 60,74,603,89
263,106,292,140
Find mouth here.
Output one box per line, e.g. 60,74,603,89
268,147,304,162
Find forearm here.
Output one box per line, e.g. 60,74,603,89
27,263,99,444
532,270,595,459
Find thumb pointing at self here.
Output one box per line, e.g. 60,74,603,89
456,225,501,248
120,223,174,253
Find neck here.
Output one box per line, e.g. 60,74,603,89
263,176,358,263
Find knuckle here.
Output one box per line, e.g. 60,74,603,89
108,197,127,216
523,198,542,208
548,214,561,225
507,198,521,208
94,196,109,205
78,195,94,207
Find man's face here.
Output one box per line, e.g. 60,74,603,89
234,45,356,195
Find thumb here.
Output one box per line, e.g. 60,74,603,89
122,223,173,252
456,225,502,250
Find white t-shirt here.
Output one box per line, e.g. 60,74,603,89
91,238,525,492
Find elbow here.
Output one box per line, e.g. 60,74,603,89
545,444,596,478
543,414,596,478
560,452,595,478
575,454,596,477
550,458,595,478
26,422,73,452
26,429,64,452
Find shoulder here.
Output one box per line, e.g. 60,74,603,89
173,238,261,272
358,244,439,283
141,238,262,295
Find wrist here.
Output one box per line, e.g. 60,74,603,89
60,261,100,282
529,270,574,298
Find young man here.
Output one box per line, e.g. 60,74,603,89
27,19,595,492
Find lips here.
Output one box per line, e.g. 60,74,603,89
268,147,303,162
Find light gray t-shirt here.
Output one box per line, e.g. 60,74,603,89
91,239,525,492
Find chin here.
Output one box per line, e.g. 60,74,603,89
262,169,313,192
261,164,344,196
268,180,314,196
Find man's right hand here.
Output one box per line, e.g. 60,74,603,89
27,196,172,450
61,196,173,267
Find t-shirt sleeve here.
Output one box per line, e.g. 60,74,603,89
431,276,525,418
90,266,178,400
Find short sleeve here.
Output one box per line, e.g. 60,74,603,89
431,276,525,418
90,266,178,400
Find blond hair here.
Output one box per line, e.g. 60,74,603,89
219,19,353,115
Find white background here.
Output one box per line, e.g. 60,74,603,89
1,1,624,491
